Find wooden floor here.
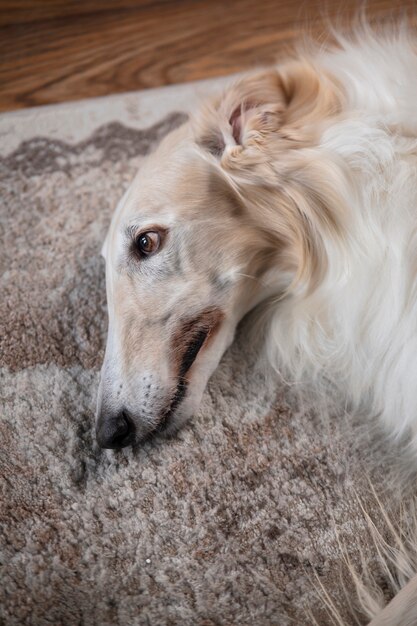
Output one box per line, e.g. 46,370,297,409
1,0,416,112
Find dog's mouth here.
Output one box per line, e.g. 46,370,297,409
179,328,210,379
157,329,209,432
156,308,225,433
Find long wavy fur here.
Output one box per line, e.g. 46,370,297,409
192,23,417,622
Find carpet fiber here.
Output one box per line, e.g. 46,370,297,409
0,79,409,625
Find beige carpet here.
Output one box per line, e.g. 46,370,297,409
0,78,411,625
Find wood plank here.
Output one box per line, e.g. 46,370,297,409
0,0,416,112
0,0,177,26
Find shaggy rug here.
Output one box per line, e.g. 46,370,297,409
0,78,414,626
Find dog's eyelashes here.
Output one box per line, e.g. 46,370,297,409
134,231,161,258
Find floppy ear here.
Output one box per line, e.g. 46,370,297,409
195,70,286,158
194,62,346,293
194,60,341,165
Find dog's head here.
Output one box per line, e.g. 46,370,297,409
96,62,345,448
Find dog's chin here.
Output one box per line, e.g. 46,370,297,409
130,403,194,447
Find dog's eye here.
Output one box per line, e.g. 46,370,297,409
135,231,161,258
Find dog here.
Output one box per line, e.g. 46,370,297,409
96,27,417,460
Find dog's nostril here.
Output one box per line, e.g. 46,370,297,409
111,412,130,444
97,410,135,449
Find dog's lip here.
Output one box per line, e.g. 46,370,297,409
157,327,210,433
179,327,210,378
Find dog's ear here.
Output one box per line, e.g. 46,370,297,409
194,62,344,293
195,70,286,158
195,61,341,163
192,63,344,294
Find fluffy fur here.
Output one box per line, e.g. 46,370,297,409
266,31,417,451
195,27,417,450
314,489,417,625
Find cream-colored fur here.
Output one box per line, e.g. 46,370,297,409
369,576,417,626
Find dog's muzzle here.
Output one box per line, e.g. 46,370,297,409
96,307,225,449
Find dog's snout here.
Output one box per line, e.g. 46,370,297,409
96,410,135,449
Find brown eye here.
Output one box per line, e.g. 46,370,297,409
135,231,161,258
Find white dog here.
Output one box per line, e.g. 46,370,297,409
96,27,417,470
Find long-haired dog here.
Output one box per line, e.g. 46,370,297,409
96,27,417,461
96,28,417,622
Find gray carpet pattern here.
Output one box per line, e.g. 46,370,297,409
0,84,407,625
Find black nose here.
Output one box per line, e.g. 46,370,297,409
96,410,135,449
